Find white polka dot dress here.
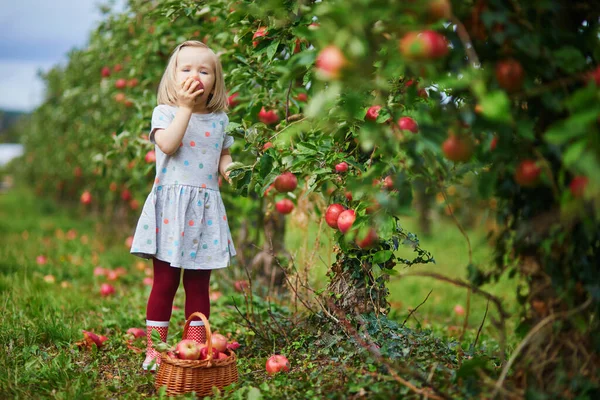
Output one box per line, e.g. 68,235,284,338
130,105,236,270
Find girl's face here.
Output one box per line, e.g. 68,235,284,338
175,46,217,109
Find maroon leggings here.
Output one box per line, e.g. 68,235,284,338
146,257,211,321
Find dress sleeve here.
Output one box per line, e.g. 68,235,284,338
149,105,174,144
222,113,234,149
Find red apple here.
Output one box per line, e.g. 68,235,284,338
296,93,308,102
454,304,465,316
262,142,273,151
176,339,201,360
121,189,132,201
143,277,153,286
316,45,347,80
145,150,156,163
252,26,268,47
258,107,279,125
211,333,229,352
115,78,127,89
217,351,229,360
127,78,139,88
365,105,382,121
337,209,356,234
569,176,588,198
325,204,346,229
228,92,239,107
490,136,498,151
80,191,92,205
36,255,47,265
82,330,106,348
274,172,298,192
199,345,220,360
275,198,294,214
227,341,240,351
191,76,204,90
129,199,140,210
114,92,126,103
234,280,250,292
113,64,123,73
442,135,474,162
266,354,290,375
399,30,448,60
345,191,353,202
428,0,452,20
93,266,107,276
586,66,600,86
383,176,394,191
100,283,115,297
101,67,111,77
335,162,348,173
514,160,541,187
125,236,134,248
397,117,419,134
356,228,378,249
495,59,525,93
126,327,146,339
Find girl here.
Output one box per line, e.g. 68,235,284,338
129,40,236,371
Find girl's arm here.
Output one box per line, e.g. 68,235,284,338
153,108,193,155
219,149,233,182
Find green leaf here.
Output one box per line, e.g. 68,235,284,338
267,40,281,61
248,386,263,400
372,250,393,264
552,46,586,74
480,91,512,123
562,140,587,167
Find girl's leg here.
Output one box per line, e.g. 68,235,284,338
182,268,212,344
144,258,181,371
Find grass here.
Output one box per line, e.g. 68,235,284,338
0,182,519,399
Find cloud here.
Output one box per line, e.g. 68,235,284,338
0,61,55,112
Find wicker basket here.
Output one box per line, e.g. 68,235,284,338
154,312,238,396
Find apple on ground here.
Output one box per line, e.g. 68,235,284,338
126,327,146,340
176,339,202,360
36,255,48,265
266,354,290,375
337,209,356,234
454,305,465,316
274,172,298,192
275,198,294,214
227,341,240,351
325,204,346,229
315,45,347,80
100,283,115,297
514,160,541,187
82,330,107,348
234,280,250,293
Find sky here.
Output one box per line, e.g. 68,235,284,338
0,0,126,112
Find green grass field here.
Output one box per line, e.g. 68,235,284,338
0,183,519,398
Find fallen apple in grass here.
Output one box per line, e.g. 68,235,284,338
82,330,107,349
454,305,465,316
227,341,240,351
266,354,290,375
100,283,115,297
176,339,202,360
126,327,146,340
234,280,250,293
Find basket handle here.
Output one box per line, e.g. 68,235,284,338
183,312,214,362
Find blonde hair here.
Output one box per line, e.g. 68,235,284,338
157,41,228,113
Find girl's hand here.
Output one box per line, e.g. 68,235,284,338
177,77,204,110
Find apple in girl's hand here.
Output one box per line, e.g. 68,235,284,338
274,172,298,192
191,76,204,90
176,339,202,360
275,199,294,214
199,344,220,360
335,162,348,173
337,210,356,234
365,105,381,121
100,283,115,296
266,354,290,375
325,204,346,229
211,333,229,352
145,150,156,163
